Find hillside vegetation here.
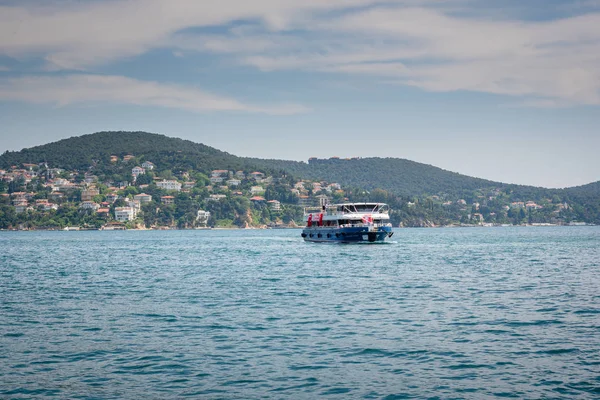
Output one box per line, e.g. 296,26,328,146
1,131,598,227
250,157,500,197
0,131,259,173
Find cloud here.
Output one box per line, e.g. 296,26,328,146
0,0,378,69
0,74,309,115
219,6,600,106
1,1,599,107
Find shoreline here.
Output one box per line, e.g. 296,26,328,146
0,223,594,232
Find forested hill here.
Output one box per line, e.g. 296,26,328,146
250,157,500,197
1,131,598,199
0,131,259,173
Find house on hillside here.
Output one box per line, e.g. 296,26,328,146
250,172,265,181
157,180,181,191
141,161,155,170
250,196,266,204
161,195,175,205
196,210,211,226
132,166,145,178
81,187,100,201
80,201,100,211
105,193,119,203
134,193,152,203
267,200,281,211
115,207,136,221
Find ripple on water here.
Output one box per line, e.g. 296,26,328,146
1,227,599,398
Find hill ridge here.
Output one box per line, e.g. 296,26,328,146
1,131,599,195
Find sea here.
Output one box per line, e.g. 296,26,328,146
1,227,599,399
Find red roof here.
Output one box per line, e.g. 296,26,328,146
249,196,266,201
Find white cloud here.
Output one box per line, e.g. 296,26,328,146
0,74,309,115
1,1,599,107
228,6,600,106
0,0,378,69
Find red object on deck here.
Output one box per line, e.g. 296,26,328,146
318,213,323,227
307,214,313,227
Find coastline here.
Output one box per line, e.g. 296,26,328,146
0,223,594,232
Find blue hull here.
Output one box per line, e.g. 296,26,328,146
301,226,393,243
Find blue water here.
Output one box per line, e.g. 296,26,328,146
1,227,599,399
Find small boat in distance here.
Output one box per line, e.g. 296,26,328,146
301,202,394,243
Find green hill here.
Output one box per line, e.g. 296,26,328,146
250,157,500,197
0,131,256,173
2,131,599,197
1,131,508,196
1,131,598,225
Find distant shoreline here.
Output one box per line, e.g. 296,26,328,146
1,224,595,232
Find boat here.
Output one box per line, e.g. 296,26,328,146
301,202,394,243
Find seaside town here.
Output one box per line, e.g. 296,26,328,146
0,155,345,230
0,154,584,230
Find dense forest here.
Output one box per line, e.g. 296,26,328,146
0,131,263,174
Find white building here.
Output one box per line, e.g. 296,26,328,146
156,180,182,191
196,210,211,226
115,207,136,222
141,161,155,170
208,194,227,201
250,186,264,195
134,193,152,203
226,179,241,187
80,201,100,211
132,166,145,177
126,200,141,212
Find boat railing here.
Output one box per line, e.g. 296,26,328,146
303,208,389,217
338,222,393,228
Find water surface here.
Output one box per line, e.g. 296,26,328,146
1,227,599,398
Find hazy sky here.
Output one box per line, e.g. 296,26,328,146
1,0,599,188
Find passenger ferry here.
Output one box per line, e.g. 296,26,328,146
301,202,394,243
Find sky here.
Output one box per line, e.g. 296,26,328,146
1,0,599,189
